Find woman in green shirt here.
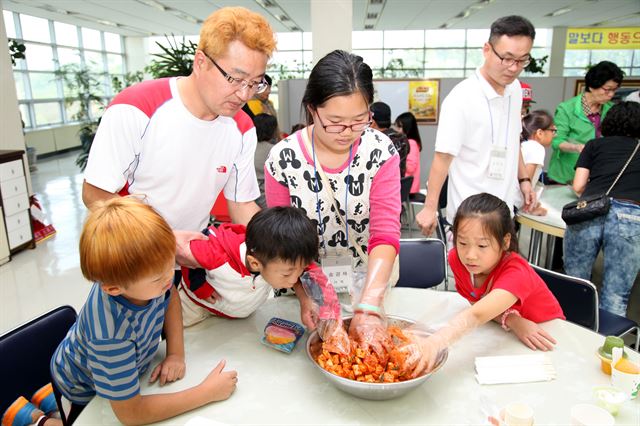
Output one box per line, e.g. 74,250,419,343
547,61,623,184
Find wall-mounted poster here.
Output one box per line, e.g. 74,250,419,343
408,80,439,123
373,79,441,124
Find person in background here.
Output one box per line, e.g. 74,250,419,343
50,197,237,425
371,102,409,177
415,15,537,237
253,113,279,208
521,110,555,186
82,7,276,271
520,82,535,116
394,112,423,200
400,193,564,376
247,74,277,117
563,102,640,318
520,110,556,216
547,61,623,185
265,50,401,358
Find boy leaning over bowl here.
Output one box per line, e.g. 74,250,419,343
177,207,345,343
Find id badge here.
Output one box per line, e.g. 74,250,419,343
488,145,507,180
321,253,353,294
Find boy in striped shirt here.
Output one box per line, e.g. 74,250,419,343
50,197,237,425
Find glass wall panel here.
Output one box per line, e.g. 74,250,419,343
34,102,62,126
20,15,50,43
54,22,78,47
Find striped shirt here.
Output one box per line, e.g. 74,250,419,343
50,283,170,404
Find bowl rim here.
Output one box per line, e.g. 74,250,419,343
306,314,448,386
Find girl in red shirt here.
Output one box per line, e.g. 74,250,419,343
402,193,564,376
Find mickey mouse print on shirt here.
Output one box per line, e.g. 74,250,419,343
265,127,396,265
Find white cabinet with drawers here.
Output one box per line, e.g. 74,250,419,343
0,150,34,260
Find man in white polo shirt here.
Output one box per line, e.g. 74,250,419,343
416,15,537,236
82,7,276,267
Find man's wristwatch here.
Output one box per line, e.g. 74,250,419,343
518,177,531,184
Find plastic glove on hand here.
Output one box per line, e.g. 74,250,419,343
317,319,351,355
348,312,392,364
390,328,444,378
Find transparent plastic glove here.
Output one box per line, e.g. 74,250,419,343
300,265,349,354
317,319,351,355
389,328,448,378
349,311,392,363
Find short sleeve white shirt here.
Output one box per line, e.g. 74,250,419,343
84,77,259,232
520,139,546,185
435,68,523,222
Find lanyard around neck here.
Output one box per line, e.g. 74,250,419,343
310,127,352,251
476,74,511,147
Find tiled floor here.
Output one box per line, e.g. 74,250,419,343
1,150,638,337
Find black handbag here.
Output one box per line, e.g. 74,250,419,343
562,140,639,225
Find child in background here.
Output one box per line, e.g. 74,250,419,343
179,206,341,333
394,112,423,199
254,113,279,208
520,110,555,216
2,384,61,426
400,193,564,376
50,197,237,425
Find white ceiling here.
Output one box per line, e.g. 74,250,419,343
2,0,639,37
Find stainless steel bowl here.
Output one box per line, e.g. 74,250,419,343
306,315,447,400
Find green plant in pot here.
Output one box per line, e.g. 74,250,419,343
54,64,105,171
144,35,196,78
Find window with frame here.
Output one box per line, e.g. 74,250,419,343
4,11,126,129
563,49,639,77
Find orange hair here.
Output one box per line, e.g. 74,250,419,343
79,196,175,288
198,6,276,59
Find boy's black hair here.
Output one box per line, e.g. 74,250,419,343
245,206,319,265
452,193,519,253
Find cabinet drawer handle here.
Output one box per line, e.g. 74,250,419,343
16,202,21,208
14,186,18,191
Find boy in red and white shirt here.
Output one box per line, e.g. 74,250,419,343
179,207,340,329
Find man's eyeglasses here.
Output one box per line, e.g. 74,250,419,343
315,110,372,134
488,43,531,68
201,50,269,94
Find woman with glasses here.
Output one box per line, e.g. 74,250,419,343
547,61,624,185
264,50,401,357
520,110,556,216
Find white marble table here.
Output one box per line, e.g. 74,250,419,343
76,288,639,425
516,185,577,267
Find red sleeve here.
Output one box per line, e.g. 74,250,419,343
265,169,291,207
305,263,340,320
189,233,231,270
368,155,401,254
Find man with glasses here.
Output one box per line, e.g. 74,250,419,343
416,15,537,237
82,7,276,269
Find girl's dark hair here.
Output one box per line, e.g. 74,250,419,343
301,50,374,124
290,123,305,133
254,113,278,142
585,61,624,91
601,101,640,138
489,15,536,43
245,206,319,265
521,109,554,142
395,112,422,151
452,193,519,253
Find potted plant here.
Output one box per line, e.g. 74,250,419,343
54,64,104,171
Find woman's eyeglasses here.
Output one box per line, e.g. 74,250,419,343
315,110,372,134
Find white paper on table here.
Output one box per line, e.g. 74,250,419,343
475,354,556,385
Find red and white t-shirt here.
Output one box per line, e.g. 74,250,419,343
449,248,565,323
84,77,259,232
